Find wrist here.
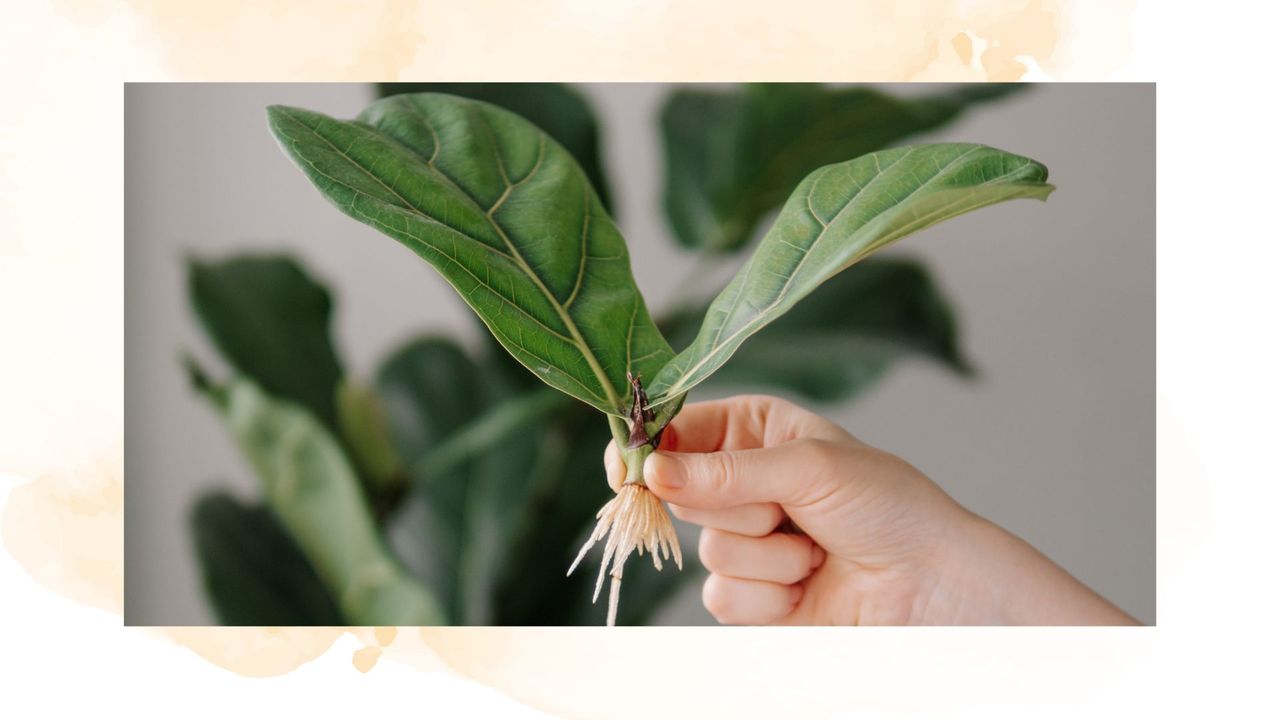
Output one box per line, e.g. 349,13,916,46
911,508,1013,624
919,508,1137,625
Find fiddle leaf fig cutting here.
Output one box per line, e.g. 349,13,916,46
268,91,1053,625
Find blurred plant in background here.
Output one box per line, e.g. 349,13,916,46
184,83,1021,625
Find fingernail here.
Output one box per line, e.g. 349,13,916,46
645,452,684,489
810,544,825,569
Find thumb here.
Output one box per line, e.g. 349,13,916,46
644,439,831,509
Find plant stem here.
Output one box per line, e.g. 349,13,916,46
619,442,655,486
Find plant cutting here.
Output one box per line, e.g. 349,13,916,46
265,91,1053,625
264,90,1054,622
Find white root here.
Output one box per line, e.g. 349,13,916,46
567,483,683,626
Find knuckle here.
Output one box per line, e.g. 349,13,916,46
706,452,738,496
743,394,777,434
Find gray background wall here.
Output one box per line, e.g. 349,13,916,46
124,83,1154,625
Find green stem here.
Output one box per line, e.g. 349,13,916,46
607,414,654,487
619,443,655,486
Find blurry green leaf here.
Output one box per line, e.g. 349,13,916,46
411,387,570,481
377,83,615,212
491,405,612,625
189,366,443,625
662,83,1025,253
268,94,672,416
191,491,345,625
463,400,551,624
661,258,971,402
377,336,565,624
336,380,405,491
649,143,1053,404
376,337,484,622
488,401,704,626
188,255,343,430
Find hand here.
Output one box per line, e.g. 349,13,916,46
605,395,1137,625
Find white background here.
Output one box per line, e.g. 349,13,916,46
4,0,1279,717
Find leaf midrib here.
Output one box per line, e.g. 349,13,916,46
468,111,622,413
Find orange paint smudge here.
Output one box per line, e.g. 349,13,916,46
374,626,398,646
352,645,382,673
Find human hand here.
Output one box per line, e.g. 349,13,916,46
605,395,1137,625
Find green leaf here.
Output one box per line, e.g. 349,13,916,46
662,83,1025,253
410,387,570,481
376,337,561,624
490,405,613,625
661,258,971,402
375,337,486,622
376,83,614,212
191,492,345,625
267,94,672,416
190,367,444,625
649,143,1052,404
188,255,344,430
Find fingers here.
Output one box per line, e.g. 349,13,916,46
606,395,851,496
601,422,702,490
669,502,784,537
663,395,842,453
699,528,823,584
604,442,624,492
646,438,838,509
702,574,801,625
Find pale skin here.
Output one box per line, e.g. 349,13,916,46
605,394,1138,626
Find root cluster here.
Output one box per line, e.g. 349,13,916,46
567,483,682,626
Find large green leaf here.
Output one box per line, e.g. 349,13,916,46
661,258,971,402
191,492,345,625
190,367,443,625
649,143,1053,404
662,83,1024,253
267,93,672,417
188,255,343,429
376,83,614,212
376,336,559,624
375,337,485,623
490,404,612,625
